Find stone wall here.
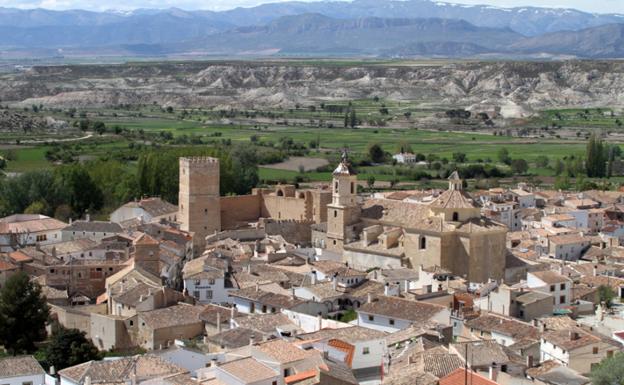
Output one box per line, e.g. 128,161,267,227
220,194,262,230
262,219,314,246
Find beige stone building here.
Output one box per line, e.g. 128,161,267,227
178,156,331,252
180,155,508,283
318,163,508,283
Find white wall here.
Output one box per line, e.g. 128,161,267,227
0,374,46,385
184,277,231,304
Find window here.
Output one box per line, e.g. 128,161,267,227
334,210,338,218
334,181,338,191
389,319,395,326
208,279,215,285
36,234,47,242
351,182,355,194
206,290,213,299
362,347,370,355
560,295,566,304
193,290,200,299
23,382,33,385
452,212,459,221
550,285,555,292
368,315,374,321
560,283,565,290
593,347,599,354
129,320,134,326
420,237,426,250
195,279,201,286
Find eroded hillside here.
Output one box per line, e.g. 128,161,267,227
2,61,623,116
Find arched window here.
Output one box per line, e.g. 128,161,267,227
334,210,338,218
452,212,459,221
351,182,355,194
298,192,305,199
420,237,426,250
277,190,284,197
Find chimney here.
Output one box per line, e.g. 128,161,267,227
317,313,322,331
217,312,222,334
311,271,317,285
569,330,579,341
255,283,259,292
332,276,337,291
489,363,498,382
384,283,390,296
139,295,144,302
593,265,598,277
85,213,91,222
230,305,237,319
210,358,218,368
85,376,92,385
291,287,296,299
367,293,372,304
526,355,534,368
249,335,255,346
49,366,56,376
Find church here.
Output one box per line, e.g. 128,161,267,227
311,153,508,283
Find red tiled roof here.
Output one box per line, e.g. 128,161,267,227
8,251,33,263
285,369,317,384
440,368,498,385
0,260,17,271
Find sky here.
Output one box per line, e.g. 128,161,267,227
0,0,622,14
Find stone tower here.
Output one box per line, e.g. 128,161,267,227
327,150,360,251
179,157,221,253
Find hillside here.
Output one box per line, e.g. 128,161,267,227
2,61,623,116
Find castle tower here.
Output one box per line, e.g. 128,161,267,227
179,157,221,253
327,150,360,251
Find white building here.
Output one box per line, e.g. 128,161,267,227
110,198,178,225
548,234,592,261
0,214,66,252
0,356,46,385
392,153,417,164
356,296,450,333
527,270,572,310
540,328,618,374
61,220,122,243
510,189,536,209
182,256,236,305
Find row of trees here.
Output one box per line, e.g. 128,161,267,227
0,145,261,219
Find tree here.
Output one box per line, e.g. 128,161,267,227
554,158,565,176
24,200,47,214
497,147,511,165
368,143,385,163
396,141,413,154
586,133,606,178
349,109,357,128
367,175,376,190
0,272,49,354
598,285,616,308
452,152,467,163
535,155,549,168
511,159,529,175
45,327,101,370
554,175,571,190
591,352,624,385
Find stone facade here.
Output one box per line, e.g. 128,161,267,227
179,157,221,252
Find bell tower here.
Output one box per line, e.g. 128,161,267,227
327,150,360,251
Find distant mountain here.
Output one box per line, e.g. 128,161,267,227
0,1,624,58
215,0,624,36
175,14,522,56
511,23,624,58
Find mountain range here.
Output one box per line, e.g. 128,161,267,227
1,0,624,59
